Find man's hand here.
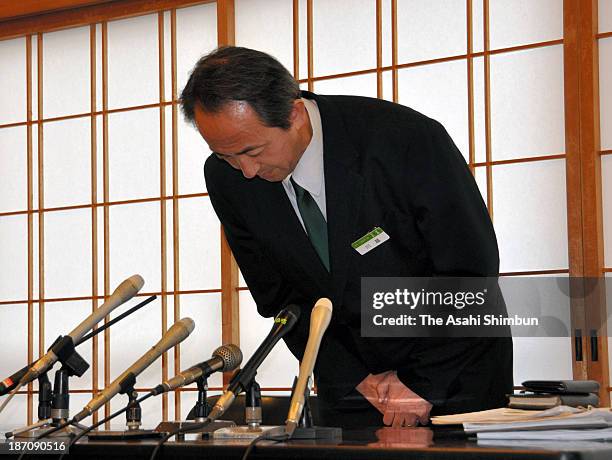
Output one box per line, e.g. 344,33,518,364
356,371,433,427
376,371,432,427
355,371,394,414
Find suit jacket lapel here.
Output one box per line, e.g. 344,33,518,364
311,93,365,304
256,179,331,292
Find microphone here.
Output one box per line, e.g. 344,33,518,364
72,317,195,422
21,275,145,385
0,293,155,399
152,344,242,394
285,298,333,436
0,367,29,398
208,305,301,420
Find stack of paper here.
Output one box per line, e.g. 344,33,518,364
431,406,612,441
477,427,612,441
431,405,584,425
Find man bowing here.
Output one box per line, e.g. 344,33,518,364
180,46,513,427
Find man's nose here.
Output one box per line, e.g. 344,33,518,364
237,156,260,179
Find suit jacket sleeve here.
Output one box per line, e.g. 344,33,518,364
396,119,503,403
406,119,499,277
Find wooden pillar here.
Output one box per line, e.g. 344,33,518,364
216,0,239,387
564,0,609,405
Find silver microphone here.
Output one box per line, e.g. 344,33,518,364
153,344,242,394
72,317,195,422
285,298,333,436
22,275,145,384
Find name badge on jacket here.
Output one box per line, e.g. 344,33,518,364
352,227,390,255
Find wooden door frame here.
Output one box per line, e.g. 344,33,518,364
564,0,608,404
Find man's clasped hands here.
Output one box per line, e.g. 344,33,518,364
356,371,433,427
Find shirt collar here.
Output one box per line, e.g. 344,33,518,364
283,98,324,197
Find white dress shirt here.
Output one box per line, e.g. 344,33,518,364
282,98,327,232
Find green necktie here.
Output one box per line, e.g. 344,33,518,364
291,177,330,272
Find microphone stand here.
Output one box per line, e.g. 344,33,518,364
298,379,314,429
211,376,283,440
37,373,53,421
125,381,143,431
3,374,52,438
86,374,162,440
193,377,211,422
11,337,91,438
14,369,90,438
154,376,235,440
245,379,262,429
4,295,157,440
286,376,341,440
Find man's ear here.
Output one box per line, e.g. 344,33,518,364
288,99,307,128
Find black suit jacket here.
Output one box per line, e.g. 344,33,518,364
204,92,513,415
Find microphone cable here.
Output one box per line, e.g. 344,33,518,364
14,419,79,460
149,417,213,460
240,431,290,460
76,295,156,345
57,391,156,460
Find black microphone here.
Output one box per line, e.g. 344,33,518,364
152,344,243,395
208,305,301,420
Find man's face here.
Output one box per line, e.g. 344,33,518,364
193,100,311,182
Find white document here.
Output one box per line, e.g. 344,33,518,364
431,405,584,425
465,416,610,433
477,426,612,441
462,408,612,434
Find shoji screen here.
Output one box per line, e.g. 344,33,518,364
0,35,29,431
235,0,300,392
0,3,219,432
600,0,612,386
484,0,569,382
1,0,596,433
235,0,570,386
